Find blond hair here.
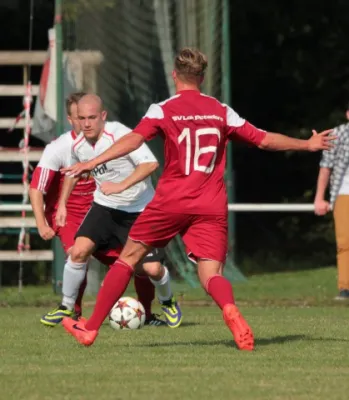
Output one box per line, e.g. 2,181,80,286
65,92,87,115
174,47,208,82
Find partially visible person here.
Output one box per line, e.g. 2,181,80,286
30,93,167,327
314,103,349,300
60,47,333,350
29,92,94,323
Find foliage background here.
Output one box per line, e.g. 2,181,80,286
1,0,349,284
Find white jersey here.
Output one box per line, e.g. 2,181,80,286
39,130,77,171
30,130,95,217
72,121,157,212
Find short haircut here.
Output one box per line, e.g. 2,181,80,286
77,94,104,113
65,92,87,115
174,47,208,82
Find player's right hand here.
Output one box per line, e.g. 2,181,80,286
61,161,94,178
56,204,67,227
314,199,330,216
38,225,56,240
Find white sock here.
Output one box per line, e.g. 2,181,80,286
149,266,173,302
61,256,87,311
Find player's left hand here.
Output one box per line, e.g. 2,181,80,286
61,161,94,177
307,129,336,152
38,224,56,240
100,181,125,196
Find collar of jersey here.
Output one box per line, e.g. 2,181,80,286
175,89,200,95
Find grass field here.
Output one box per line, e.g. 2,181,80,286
1,267,349,400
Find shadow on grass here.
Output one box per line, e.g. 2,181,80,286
134,334,308,349
179,321,200,327
256,334,307,346
255,335,349,345
141,321,200,329
310,336,349,343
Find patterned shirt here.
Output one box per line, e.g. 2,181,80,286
320,122,349,206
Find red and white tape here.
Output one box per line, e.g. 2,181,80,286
17,82,32,253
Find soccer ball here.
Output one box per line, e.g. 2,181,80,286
109,297,146,330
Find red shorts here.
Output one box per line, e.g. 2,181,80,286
51,213,83,253
129,206,228,263
93,248,122,266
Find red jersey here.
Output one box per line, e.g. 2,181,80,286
30,130,95,223
134,90,266,215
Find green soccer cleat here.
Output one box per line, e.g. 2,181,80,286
160,297,183,328
40,305,74,327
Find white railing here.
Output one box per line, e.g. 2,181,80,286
227,204,314,212
0,204,33,212
0,203,315,213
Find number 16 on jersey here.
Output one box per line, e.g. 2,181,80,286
178,127,221,175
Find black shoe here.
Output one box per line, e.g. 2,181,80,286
144,314,167,327
334,289,349,300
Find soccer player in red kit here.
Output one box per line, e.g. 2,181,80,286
61,48,334,350
30,92,94,323
30,93,165,327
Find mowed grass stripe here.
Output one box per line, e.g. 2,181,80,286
0,306,348,400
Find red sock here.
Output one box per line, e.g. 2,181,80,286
85,261,133,331
74,273,87,315
134,274,155,320
205,275,235,310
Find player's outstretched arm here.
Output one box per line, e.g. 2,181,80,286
62,133,145,177
55,175,79,227
92,132,145,166
100,161,159,195
259,129,335,151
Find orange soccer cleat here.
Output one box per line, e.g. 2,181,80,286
75,316,87,324
223,304,254,351
62,317,98,347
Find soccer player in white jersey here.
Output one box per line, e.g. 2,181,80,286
33,93,174,327
54,94,182,328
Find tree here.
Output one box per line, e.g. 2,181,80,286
230,0,349,270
